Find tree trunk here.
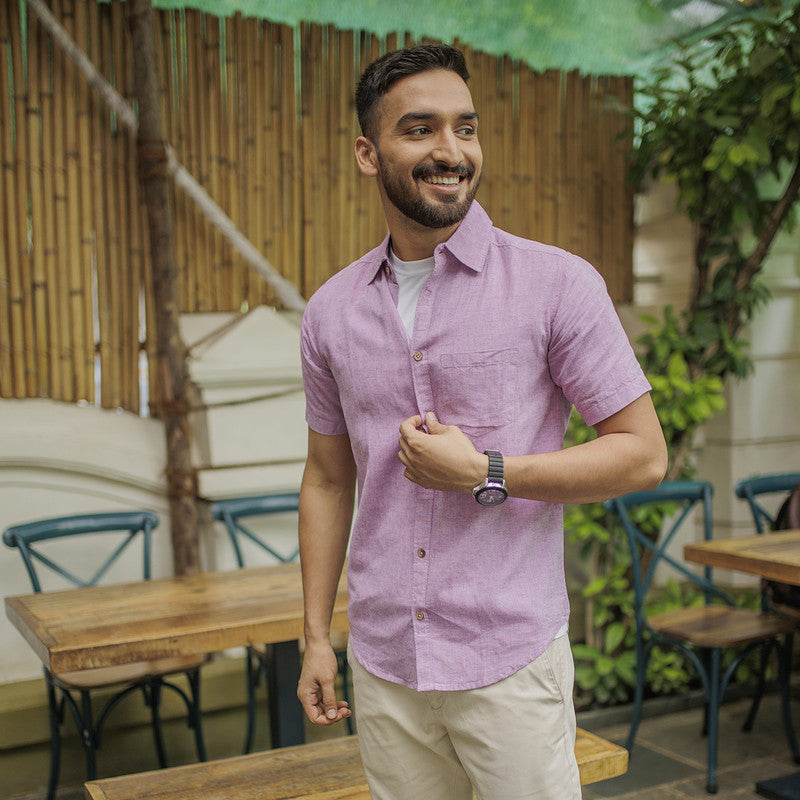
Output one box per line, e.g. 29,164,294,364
127,0,199,575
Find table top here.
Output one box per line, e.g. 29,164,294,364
4,562,348,674
684,529,800,587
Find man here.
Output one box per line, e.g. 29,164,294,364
297,44,667,800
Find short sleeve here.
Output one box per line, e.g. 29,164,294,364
300,303,349,436
548,256,651,427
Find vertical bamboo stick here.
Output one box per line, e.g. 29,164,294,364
25,3,50,398
0,1,17,397
74,0,96,405
59,0,89,401
180,9,201,312
205,15,223,307
279,22,300,299
9,0,37,397
189,10,211,310
93,0,119,408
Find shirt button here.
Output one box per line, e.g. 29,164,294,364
416,611,425,621
413,351,423,362
417,548,426,558
384,265,392,276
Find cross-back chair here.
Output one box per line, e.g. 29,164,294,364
605,480,799,794
735,472,800,534
211,492,353,751
3,511,207,800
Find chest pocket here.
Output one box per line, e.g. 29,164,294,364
434,348,520,433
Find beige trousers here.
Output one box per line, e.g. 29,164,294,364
349,635,581,800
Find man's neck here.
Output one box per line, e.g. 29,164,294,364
385,211,460,261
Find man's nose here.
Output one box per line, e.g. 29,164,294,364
430,130,462,166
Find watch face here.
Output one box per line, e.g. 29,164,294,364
477,487,507,506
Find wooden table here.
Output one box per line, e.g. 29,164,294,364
684,529,800,585
4,563,349,747
684,529,800,800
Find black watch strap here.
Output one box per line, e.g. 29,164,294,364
485,450,504,481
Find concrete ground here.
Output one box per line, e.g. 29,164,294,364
4,690,799,799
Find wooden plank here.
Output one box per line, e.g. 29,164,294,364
83,728,627,799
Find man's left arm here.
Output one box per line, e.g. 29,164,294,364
398,393,667,504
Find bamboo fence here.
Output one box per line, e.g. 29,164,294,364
0,0,634,414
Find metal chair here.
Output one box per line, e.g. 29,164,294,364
211,493,353,752
3,511,208,800
605,480,799,794
735,471,800,534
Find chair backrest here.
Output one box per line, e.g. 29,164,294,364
604,480,732,621
2,511,159,592
210,493,300,566
735,472,800,533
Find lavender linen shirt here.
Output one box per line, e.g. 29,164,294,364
301,202,650,692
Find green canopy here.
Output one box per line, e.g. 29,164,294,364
147,0,773,75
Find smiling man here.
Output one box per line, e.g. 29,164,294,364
297,44,667,800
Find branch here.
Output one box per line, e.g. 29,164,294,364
726,153,800,337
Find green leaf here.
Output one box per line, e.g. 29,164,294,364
604,622,626,654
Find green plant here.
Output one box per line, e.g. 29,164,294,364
632,0,800,478
570,1,800,708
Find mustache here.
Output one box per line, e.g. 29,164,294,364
412,163,475,181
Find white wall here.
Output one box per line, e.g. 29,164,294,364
0,399,172,682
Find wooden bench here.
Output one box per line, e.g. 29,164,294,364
84,728,627,799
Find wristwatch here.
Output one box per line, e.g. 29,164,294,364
472,450,508,506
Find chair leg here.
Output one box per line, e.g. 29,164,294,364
743,641,770,733
186,668,207,762
79,690,98,781
45,679,63,800
145,678,169,768
243,649,261,754
705,649,720,794
626,637,650,753
778,634,800,764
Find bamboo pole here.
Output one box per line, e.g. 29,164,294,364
9,0,36,397
25,2,50,398
0,2,15,397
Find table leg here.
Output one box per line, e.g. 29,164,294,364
268,640,305,747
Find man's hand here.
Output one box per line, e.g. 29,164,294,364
297,641,352,726
398,412,486,493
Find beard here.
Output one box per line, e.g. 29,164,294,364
376,156,481,229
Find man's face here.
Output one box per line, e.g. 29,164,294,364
366,69,483,230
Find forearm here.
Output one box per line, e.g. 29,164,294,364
298,435,356,646
400,394,667,503
505,433,665,504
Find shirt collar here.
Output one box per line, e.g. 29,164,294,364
366,201,493,284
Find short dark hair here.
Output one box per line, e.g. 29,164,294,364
355,44,470,140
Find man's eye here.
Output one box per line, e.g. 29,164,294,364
408,127,431,136
457,127,476,136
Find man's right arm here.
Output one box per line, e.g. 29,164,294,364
297,427,356,726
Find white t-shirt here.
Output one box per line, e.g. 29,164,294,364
388,248,435,338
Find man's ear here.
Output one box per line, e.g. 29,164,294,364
355,136,379,177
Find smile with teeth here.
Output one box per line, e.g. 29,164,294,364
423,175,462,185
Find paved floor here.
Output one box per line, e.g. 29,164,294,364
580,693,800,800
6,691,799,799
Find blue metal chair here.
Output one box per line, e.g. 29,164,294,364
211,493,353,752
735,472,800,534
3,511,208,800
605,480,799,794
